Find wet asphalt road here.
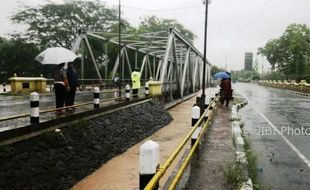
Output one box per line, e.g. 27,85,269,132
234,82,310,190
0,90,117,129
0,91,95,117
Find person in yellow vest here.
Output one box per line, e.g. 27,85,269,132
131,68,141,97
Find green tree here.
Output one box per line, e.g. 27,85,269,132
258,39,281,70
231,70,254,81
258,24,310,80
0,37,41,81
137,16,196,43
10,0,133,79
11,0,120,49
8,2,197,80
210,65,223,76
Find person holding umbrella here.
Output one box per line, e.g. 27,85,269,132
214,71,232,107
35,47,78,115
220,78,232,107
65,60,80,110
53,63,70,115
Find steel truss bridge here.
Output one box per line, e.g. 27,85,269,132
71,28,211,99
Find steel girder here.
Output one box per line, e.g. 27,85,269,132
71,28,211,96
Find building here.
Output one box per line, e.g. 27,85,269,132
244,52,253,71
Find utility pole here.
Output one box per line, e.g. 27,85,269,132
118,0,122,98
202,0,209,97
197,0,210,114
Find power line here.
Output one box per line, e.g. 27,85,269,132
122,3,202,12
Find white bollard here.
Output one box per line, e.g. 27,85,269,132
114,88,119,100
2,83,6,93
125,84,130,101
211,92,216,101
192,105,200,127
139,140,159,190
30,92,39,124
204,96,210,108
145,82,149,97
93,87,100,109
191,126,202,146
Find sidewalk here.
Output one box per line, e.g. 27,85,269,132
71,89,217,190
185,106,234,190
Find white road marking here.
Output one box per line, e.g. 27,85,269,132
250,102,310,168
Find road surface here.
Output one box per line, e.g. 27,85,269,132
0,90,117,128
234,82,310,189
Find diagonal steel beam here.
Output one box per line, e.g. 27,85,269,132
192,56,199,92
83,35,103,82
180,47,191,97
159,31,174,82
124,47,133,75
111,48,124,82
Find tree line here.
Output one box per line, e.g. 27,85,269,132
258,23,310,82
0,0,195,82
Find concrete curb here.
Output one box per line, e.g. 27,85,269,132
258,83,310,97
231,99,254,190
284,90,310,97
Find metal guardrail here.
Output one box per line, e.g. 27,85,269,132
144,96,219,190
0,97,152,146
46,79,152,90
0,87,147,123
168,100,218,190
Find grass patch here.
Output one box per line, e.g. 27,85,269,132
239,122,244,129
243,135,262,190
233,98,243,105
232,134,236,148
224,162,247,189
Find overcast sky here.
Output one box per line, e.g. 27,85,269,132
1,0,310,71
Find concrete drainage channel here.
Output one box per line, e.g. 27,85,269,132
231,96,254,190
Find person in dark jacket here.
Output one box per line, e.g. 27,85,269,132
53,63,69,115
65,62,79,109
220,78,232,107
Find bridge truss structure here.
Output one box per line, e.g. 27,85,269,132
71,28,211,98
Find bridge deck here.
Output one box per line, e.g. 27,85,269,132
71,88,217,190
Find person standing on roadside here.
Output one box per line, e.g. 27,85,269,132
65,61,79,109
131,67,141,98
53,63,69,115
220,78,232,107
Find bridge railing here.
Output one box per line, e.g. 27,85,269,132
0,86,148,124
141,93,220,190
258,80,310,93
46,78,152,91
